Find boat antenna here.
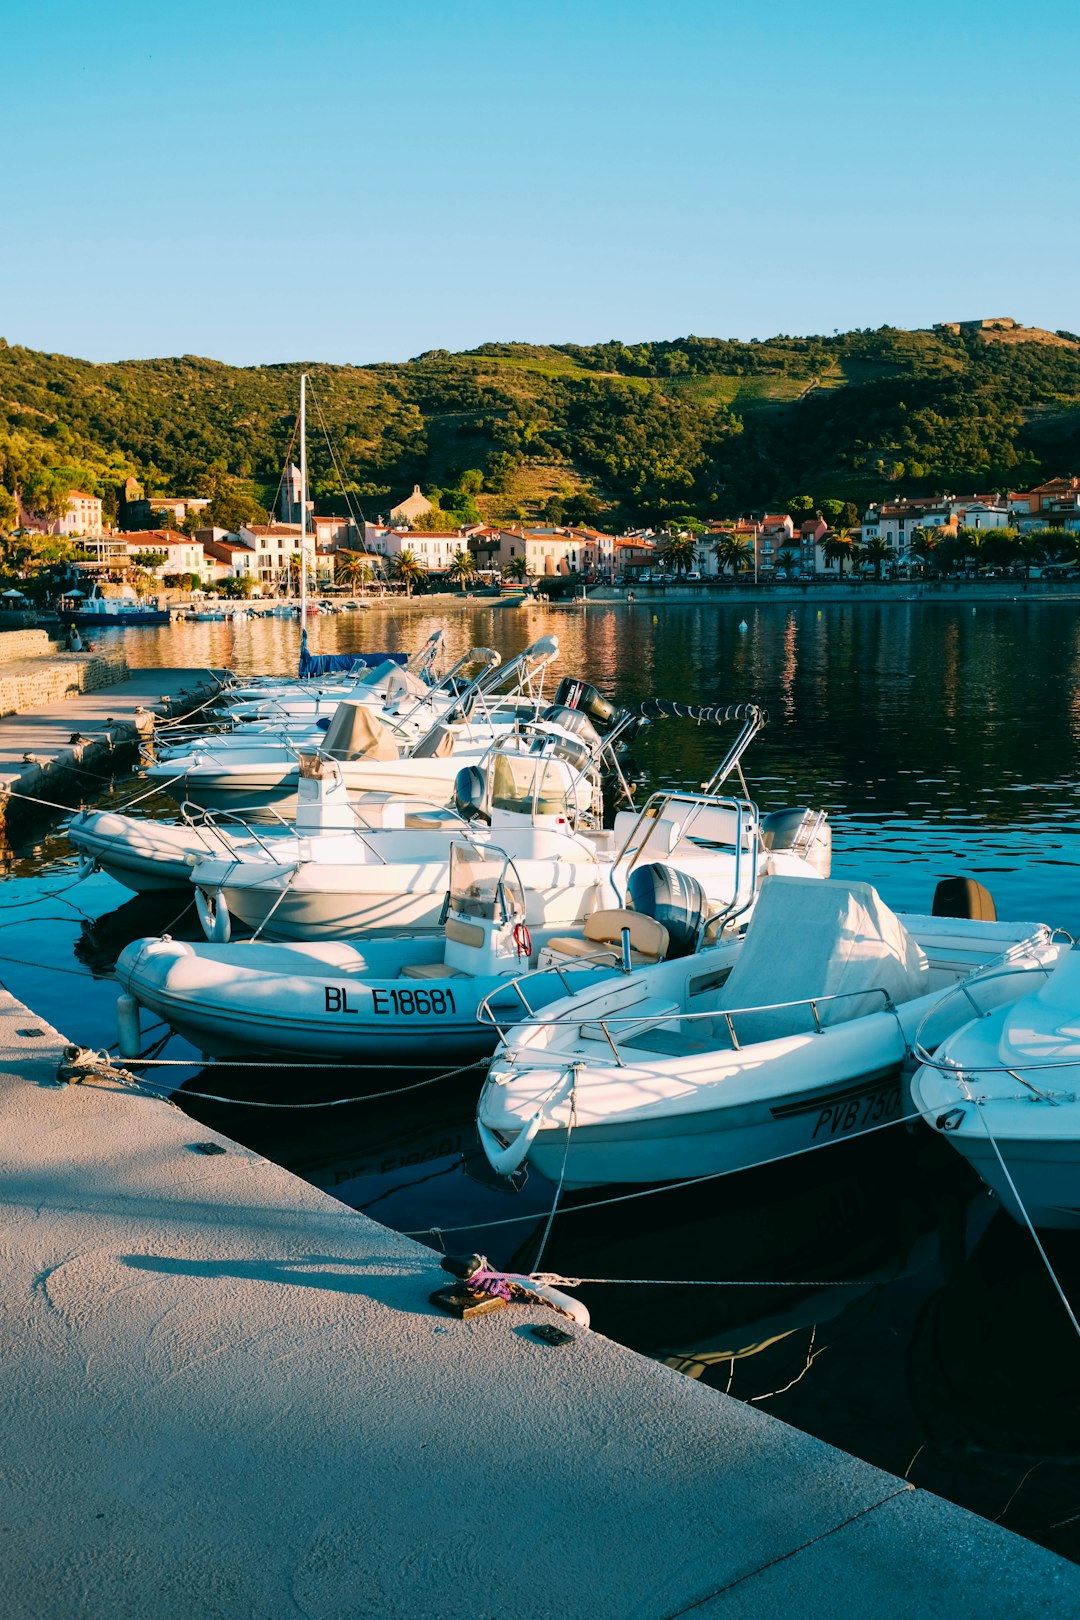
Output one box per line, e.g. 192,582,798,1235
299,372,308,623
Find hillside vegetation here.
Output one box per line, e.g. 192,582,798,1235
2,324,1080,528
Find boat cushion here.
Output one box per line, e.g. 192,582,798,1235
546,909,668,966
445,918,485,948
714,875,929,1046
543,938,659,969
400,963,466,980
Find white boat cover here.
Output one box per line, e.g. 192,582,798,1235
714,875,929,1044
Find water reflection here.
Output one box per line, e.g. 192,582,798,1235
6,598,1080,1561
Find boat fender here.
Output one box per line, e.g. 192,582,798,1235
116,993,141,1059
195,886,232,944
936,1106,967,1132
77,853,98,880
477,1112,544,1177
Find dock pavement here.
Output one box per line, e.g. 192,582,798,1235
1,990,1076,1617
0,668,225,835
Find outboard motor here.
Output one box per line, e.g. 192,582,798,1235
760,807,832,878
932,876,996,921
539,704,602,749
626,863,708,958
553,678,617,732
454,765,491,824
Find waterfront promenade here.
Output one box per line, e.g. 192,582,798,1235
2,992,1076,1618
0,668,224,836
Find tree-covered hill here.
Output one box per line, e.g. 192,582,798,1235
2,323,1080,529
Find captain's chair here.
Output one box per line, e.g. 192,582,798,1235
544,908,669,968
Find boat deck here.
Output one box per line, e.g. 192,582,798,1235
1,989,1075,1618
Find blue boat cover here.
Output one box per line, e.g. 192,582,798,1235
298,629,406,678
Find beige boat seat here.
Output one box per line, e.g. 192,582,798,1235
400,962,467,980
544,908,669,968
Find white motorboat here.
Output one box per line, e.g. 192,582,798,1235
113,843,671,1064
185,701,831,942
476,875,1062,1187
911,943,1080,1229
214,631,443,722
67,672,622,897
143,637,562,818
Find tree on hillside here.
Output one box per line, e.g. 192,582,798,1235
0,486,16,533
448,549,476,591
24,469,71,529
394,548,425,596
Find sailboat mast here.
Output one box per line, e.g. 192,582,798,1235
299,372,308,619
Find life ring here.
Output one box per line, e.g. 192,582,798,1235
195,886,232,943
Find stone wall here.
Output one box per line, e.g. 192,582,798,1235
0,652,129,718
0,630,58,663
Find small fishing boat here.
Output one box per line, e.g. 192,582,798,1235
113,843,668,1064
911,942,1080,1229
58,583,170,626
476,875,1062,1187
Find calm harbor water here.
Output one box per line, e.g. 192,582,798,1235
5,598,1080,1559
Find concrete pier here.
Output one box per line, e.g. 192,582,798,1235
0,668,224,836
1,993,1076,1617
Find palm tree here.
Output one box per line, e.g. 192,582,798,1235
659,532,697,577
394,548,425,597
909,525,941,577
448,549,476,592
822,533,853,579
848,542,867,578
864,537,889,580
338,554,374,593
714,534,750,578
776,548,796,577
503,555,528,583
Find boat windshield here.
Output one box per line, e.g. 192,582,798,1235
448,843,525,922
491,752,577,818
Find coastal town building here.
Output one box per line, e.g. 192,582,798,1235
388,485,433,527
200,535,257,581
149,496,211,525
18,490,104,538
239,523,315,590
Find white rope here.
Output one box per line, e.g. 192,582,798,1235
531,1272,884,1289
64,1050,485,1107
403,1108,914,1238
972,1101,1080,1342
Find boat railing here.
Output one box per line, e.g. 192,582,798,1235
910,955,1065,1076
611,791,760,926
479,983,899,1066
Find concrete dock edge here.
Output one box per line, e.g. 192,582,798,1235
1,992,1076,1619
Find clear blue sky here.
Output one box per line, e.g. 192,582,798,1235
4,0,1078,364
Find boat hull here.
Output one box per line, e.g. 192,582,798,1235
115,936,606,1063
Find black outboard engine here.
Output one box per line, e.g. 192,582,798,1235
626,863,708,958
454,765,491,824
553,678,617,732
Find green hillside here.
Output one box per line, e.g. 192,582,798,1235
2,323,1080,529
